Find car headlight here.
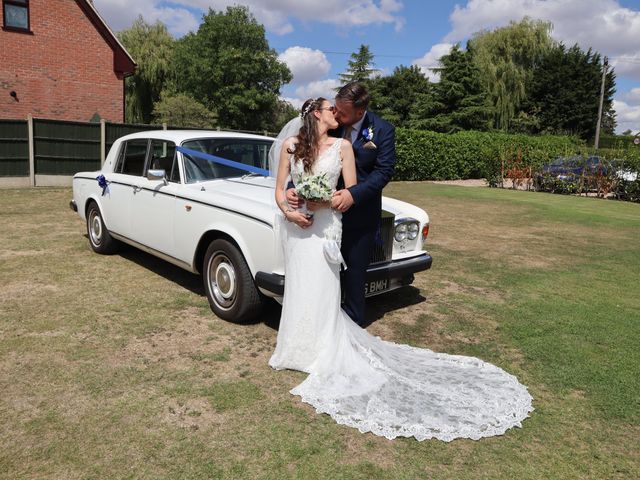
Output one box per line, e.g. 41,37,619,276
407,222,419,240
394,223,407,242
394,220,420,242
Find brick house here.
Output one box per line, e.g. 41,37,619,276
1,0,136,122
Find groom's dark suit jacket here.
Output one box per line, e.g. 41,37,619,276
332,111,397,230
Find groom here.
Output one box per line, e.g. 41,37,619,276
330,82,397,327
287,83,396,327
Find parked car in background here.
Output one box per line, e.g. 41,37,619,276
540,155,638,181
540,155,607,179
70,130,433,322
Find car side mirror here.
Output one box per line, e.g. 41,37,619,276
147,169,167,185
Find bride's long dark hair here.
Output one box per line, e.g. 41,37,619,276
289,97,326,173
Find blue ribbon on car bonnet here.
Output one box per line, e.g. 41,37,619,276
176,146,270,176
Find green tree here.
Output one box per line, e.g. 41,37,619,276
338,44,376,85
118,16,174,123
152,92,217,128
410,43,492,132
172,6,291,130
368,65,431,126
469,18,554,130
271,99,298,132
522,44,616,139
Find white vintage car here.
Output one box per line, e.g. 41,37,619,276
70,130,432,322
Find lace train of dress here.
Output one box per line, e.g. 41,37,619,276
269,139,533,441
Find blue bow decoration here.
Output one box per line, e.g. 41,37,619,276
96,174,109,196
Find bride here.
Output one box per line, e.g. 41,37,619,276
268,97,533,441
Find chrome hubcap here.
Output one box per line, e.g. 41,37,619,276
208,253,236,309
89,211,102,245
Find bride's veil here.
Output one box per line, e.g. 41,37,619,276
268,116,301,187
268,116,301,241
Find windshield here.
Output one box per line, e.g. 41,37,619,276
181,138,273,183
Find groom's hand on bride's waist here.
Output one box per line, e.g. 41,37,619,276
286,188,302,209
331,189,354,212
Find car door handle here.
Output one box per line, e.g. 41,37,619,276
132,185,142,193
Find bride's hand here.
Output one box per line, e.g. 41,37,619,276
285,210,313,228
306,200,331,211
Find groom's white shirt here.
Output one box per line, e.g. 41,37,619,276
348,111,367,144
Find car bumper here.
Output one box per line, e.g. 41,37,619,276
69,200,77,212
255,252,433,297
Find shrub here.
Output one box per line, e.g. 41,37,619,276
613,179,640,203
394,128,581,181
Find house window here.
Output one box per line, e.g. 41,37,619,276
3,0,30,31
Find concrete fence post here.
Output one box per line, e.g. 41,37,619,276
100,119,106,166
27,114,35,187
162,123,167,130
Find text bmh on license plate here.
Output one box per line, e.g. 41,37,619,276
365,278,389,295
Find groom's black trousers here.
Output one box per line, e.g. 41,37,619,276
340,226,376,327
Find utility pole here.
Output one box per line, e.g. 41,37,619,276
594,56,608,150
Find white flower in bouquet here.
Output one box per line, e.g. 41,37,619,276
295,172,333,202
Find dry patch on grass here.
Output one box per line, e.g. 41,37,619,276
110,306,278,384
0,280,59,302
0,249,48,259
0,348,95,429
163,396,225,431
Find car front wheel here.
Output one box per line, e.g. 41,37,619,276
203,239,263,322
86,201,119,254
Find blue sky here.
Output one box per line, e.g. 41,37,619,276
94,0,640,134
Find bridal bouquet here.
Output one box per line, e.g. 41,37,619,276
296,172,333,202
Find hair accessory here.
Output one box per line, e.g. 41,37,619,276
300,98,319,119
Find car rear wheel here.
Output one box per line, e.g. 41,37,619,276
86,201,119,254
203,239,263,322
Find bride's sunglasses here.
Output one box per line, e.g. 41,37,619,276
318,105,336,113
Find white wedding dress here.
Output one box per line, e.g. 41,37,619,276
269,139,533,441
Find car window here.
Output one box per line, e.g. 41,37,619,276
181,138,273,183
113,143,126,173
149,140,179,183
118,139,149,176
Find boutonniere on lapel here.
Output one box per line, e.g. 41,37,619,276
362,126,377,149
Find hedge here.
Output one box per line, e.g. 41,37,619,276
394,128,640,182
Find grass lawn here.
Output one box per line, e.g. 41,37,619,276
0,184,638,479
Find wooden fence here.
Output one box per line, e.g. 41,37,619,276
0,116,274,187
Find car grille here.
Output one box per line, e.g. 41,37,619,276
369,211,395,265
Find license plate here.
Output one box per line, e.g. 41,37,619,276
365,278,389,295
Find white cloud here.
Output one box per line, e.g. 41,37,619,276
280,79,342,115
613,100,640,134
94,0,406,36
620,87,640,105
93,0,200,36
445,0,640,79
294,79,342,101
412,43,453,82
611,54,640,79
165,0,404,35
295,78,342,101
278,47,331,84
614,95,640,134
281,97,305,110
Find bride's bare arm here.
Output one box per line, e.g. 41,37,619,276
341,140,357,188
275,138,312,227
330,140,357,212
